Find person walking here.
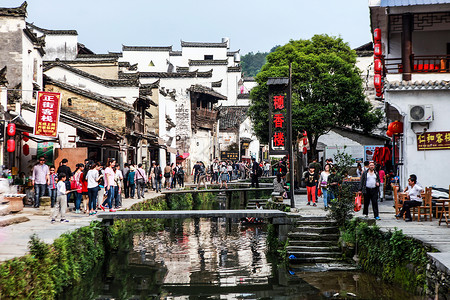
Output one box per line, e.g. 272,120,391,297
100,158,117,212
177,165,185,188
114,165,123,208
149,161,156,191
219,163,228,189
359,161,381,220
377,165,386,202
73,163,84,214
128,166,136,198
46,166,58,208
163,163,171,189
196,162,208,189
304,166,318,206
263,161,270,177
51,173,69,223
57,158,72,206
154,163,162,192
81,166,89,213
192,162,200,184
171,163,178,189
135,163,147,199
251,158,260,188
123,163,130,199
86,163,101,215
319,164,331,210
32,156,49,208
396,174,423,222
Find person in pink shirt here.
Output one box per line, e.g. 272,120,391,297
99,158,117,212
377,165,386,202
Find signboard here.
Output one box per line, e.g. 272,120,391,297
34,91,61,137
268,82,290,156
417,131,450,151
325,146,364,166
364,145,384,161
220,151,239,161
37,142,54,165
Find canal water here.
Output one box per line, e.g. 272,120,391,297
59,218,424,299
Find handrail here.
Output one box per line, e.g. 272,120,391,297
383,55,450,74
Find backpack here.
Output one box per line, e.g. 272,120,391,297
256,165,263,177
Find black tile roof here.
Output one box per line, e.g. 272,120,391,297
136,69,213,78
181,40,228,48
212,79,223,88
169,51,182,56
188,84,227,100
44,62,139,87
27,22,77,35
227,66,241,72
176,66,189,73
189,59,228,66
227,50,240,56
47,59,118,65
77,53,121,60
219,106,249,130
386,79,450,91
23,28,45,56
0,2,27,17
354,42,374,57
122,45,172,52
44,76,138,114
237,93,250,99
243,77,255,82
267,77,289,86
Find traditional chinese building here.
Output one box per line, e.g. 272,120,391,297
370,0,450,189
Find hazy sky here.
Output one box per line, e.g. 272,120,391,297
4,0,372,54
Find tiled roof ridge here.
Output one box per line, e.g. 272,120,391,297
45,59,118,65
189,59,228,66
212,79,223,88
227,50,240,56
0,1,27,17
386,79,450,91
137,69,213,78
219,105,249,130
188,84,227,100
169,51,182,56
122,45,172,52
181,40,228,48
227,66,241,72
44,76,137,113
27,22,77,35
77,53,122,59
44,62,139,87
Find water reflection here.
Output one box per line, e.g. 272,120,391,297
58,218,425,300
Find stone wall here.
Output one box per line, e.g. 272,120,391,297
176,96,191,153
0,17,23,89
426,253,450,299
45,84,126,132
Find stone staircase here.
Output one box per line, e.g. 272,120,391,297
246,198,268,209
287,216,343,264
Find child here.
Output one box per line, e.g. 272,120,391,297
304,167,319,206
47,166,58,208
51,173,69,223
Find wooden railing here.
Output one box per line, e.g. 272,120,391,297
192,108,218,130
384,55,450,74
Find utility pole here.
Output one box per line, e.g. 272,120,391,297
288,63,295,207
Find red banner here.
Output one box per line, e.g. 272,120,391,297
417,131,450,151
34,91,61,137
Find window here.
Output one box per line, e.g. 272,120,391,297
67,98,72,106
204,55,213,60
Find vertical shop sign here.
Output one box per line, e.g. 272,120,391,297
34,91,61,137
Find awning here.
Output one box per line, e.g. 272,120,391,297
177,152,190,159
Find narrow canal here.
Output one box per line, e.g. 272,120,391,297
58,217,424,299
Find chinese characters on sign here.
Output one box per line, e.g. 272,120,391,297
271,94,287,150
220,151,239,161
417,131,450,151
34,92,61,137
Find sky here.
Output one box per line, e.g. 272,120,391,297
3,0,372,55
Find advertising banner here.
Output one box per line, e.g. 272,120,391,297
417,131,450,150
37,142,54,165
34,91,61,137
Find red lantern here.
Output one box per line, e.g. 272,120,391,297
23,132,29,142
374,74,382,89
7,123,15,136
374,28,381,42
302,147,307,155
386,130,393,137
376,91,384,98
302,131,307,137
23,144,29,156
7,139,15,152
374,43,382,57
303,137,308,145
391,121,403,134
374,59,382,74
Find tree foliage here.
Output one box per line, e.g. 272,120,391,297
240,46,280,77
248,35,382,158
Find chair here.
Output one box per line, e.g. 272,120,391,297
392,184,402,215
435,185,449,219
414,187,432,221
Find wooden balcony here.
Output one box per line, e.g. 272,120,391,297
384,55,450,74
127,115,144,134
192,108,218,130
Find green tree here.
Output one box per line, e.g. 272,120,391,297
240,46,280,77
248,35,382,159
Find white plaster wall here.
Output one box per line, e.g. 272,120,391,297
44,66,139,105
317,130,362,147
387,89,450,189
190,129,213,164
181,47,227,61
22,35,43,103
218,132,237,151
42,35,78,61
121,50,171,72
240,117,260,161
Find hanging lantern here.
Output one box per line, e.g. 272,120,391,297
391,121,403,134
374,59,382,74
7,123,16,136
23,144,30,156
7,139,15,152
376,90,384,98
374,28,381,42
23,132,29,142
386,130,393,137
302,147,307,155
374,74,382,89
303,137,308,145
374,43,382,57
302,130,307,137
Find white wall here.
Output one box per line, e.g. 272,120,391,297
42,34,78,61
121,50,170,72
22,34,43,104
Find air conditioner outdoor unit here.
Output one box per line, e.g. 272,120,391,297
409,104,433,123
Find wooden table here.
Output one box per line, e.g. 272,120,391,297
437,199,449,226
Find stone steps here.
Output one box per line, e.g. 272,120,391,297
287,251,342,258
295,220,337,227
288,232,340,241
288,240,339,247
290,226,339,234
0,214,30,227
286,245,340,253
288,256,342,264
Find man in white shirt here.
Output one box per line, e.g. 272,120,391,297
396,174,423,222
